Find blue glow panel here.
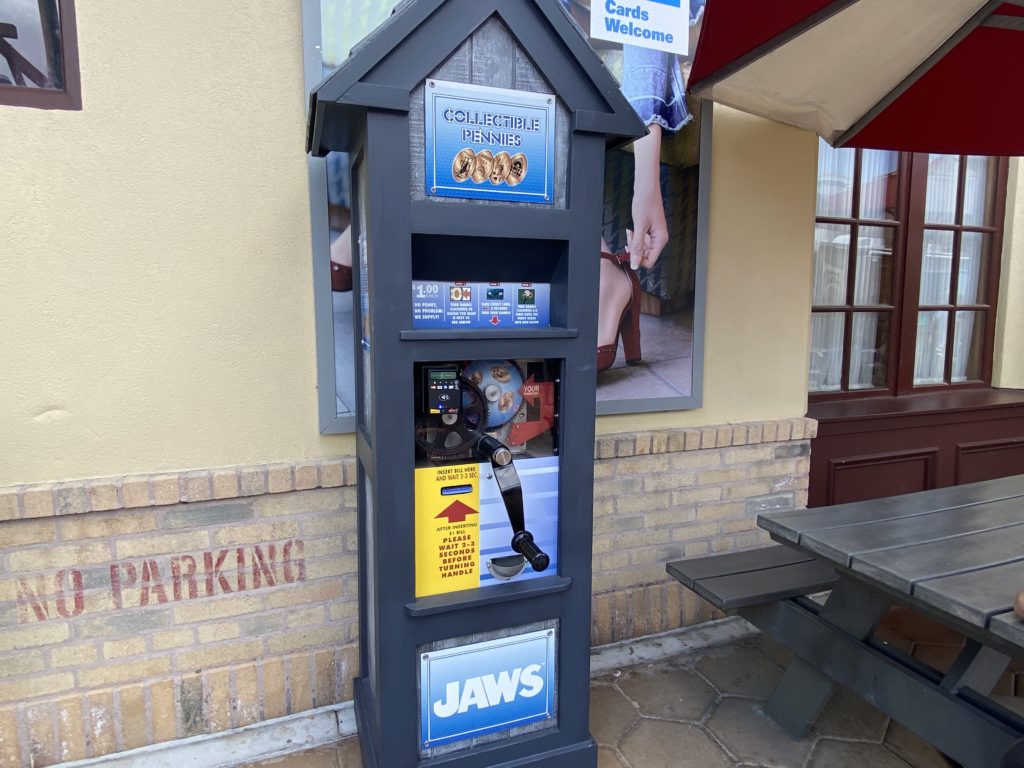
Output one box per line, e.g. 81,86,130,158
420,629,556,748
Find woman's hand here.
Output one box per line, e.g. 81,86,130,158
628,123,668,270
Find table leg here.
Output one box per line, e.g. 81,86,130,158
941,639,1010,695
759,577,891,738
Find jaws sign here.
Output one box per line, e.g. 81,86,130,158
432,664,544,718
420,629,556,748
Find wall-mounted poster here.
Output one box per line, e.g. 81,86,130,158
307,0,707,429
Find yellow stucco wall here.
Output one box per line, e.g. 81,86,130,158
1,3,350,485
1,5,816,486
994,158,1023,390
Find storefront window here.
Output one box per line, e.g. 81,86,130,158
809,140,1007,397
0,0,80,109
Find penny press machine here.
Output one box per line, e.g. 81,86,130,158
307,1,644,765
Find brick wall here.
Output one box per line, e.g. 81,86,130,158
590,418,814,645
0,418,813,766
0,463,360,767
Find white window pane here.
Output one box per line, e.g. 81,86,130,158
919,230,954,305
816,138,854,218
924,154,959,225
963,156,994,228
859,150,899,221
854,226,894,305
914,310,948,385
957,232,990,305
850,313,889,390
951,310,984,382
813,224,850,306
809,313,844,392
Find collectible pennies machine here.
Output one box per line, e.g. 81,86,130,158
307,1,645,765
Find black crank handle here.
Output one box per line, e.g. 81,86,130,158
476,434,550,573
512,530,550,572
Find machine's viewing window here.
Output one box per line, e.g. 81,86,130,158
414,359,559,597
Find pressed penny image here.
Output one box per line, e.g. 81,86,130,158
471,150,494,183
506,153,528,186
451,148,475,182
489,151,512,184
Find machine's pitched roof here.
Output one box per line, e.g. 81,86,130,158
307,0,646,155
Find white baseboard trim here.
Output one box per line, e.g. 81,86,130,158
54,702,358,768
588,616,758,677
53,617,757,768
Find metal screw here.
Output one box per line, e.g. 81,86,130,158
431,187,437,193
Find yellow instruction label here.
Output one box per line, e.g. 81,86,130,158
415,463,480,597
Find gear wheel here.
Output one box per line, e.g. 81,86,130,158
415,380,487,460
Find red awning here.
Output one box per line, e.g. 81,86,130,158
688,0,1024,155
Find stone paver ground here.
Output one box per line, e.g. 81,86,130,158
240,604,1016,768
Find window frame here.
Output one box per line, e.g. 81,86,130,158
809,148,1010,403
895,153,1008,395
0,0,81,110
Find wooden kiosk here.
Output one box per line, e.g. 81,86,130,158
307,1,644,765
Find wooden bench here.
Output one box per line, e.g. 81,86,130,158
666,544,837,612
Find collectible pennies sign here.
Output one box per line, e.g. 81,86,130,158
424,80,555,204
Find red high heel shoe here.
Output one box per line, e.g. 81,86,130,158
597,251,641,372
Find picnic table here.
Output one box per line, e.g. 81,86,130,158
669,475,1024,768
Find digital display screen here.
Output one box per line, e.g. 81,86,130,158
431,371,458,380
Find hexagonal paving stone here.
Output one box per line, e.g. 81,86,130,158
616,665,718,722
619,720,732,768
882,721,956,768
811,686,888,742
695,645,784,699
807,738,918,768
706,698,813,768
590,684,640,746
597,746,627,768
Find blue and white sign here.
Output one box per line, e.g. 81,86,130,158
420,628,556,748
412,281,551,329
590,0,689,55
425,80,555,205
